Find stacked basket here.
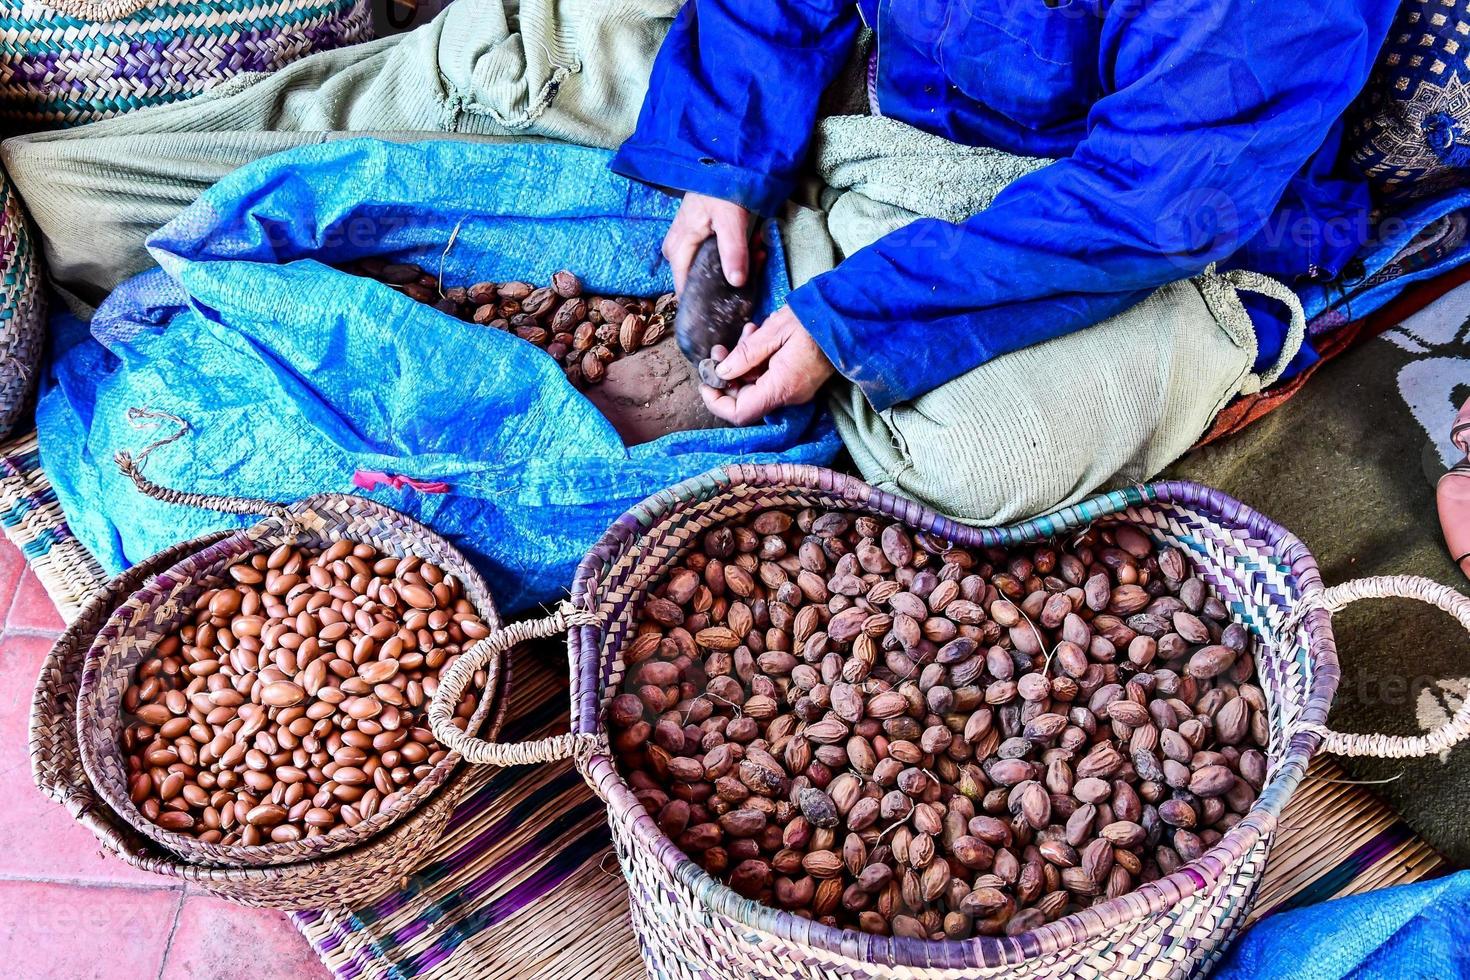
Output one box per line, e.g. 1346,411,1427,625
0,0,373,128
30,485,508,908
430,464,1470,978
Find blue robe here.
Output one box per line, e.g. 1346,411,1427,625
611,0,1397,410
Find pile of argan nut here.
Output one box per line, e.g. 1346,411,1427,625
121,540,491,846
343,259,676,389
610,509,1266,939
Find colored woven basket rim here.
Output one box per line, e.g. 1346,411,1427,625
569,463,1337,970
0,172,46,441
0,0,374,127
73,492,506,868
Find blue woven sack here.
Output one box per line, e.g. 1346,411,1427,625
36,137,839,612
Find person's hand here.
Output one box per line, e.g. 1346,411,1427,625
700,306,834,426
664,192,750,294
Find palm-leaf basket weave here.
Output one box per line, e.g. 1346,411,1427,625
0,0,374,128
0,169,45,440
428,464,1470,979
30,489,510,907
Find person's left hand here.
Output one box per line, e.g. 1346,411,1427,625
700,306,834,426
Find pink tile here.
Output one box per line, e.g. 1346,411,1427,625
5,566,65,634
161,893,329,980
0,538,26,617
0,880,179,979
0,632,166,887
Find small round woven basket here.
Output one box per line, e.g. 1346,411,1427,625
427,464,1470,979
74,489,504,867
0,0,373,128
31,526,509,909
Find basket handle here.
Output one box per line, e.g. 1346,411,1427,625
116,450,295,521
114,408,295,522
1297,575,1470,758
427,603,607,767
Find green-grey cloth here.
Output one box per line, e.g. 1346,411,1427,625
1,0,679,315
784,113,1305,526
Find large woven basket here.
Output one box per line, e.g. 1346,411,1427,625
428,464,1470,978
0,168,44,439
31,523,509,908
0,0,373,128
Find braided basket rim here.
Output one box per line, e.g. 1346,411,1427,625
0,172,46,441
73,492,506,867
569,464,1337,970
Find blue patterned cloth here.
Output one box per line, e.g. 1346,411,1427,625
1350,0,1470,200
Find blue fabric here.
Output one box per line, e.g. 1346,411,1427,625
35,138,840,613
1216,871,1470,979
1299,187,1470,325
611,0,1398,411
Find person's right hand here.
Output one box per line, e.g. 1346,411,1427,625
663,192,750,295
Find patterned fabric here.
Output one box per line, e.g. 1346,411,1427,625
1350,0,1470,199
0,169,43,439
0,0,373,128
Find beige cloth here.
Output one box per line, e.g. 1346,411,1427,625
2,0,679,315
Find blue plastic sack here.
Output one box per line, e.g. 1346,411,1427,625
37,138,839,612
1216,870,1470,979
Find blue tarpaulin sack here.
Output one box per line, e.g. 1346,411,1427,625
36,137,840,612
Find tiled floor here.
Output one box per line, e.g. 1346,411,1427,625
0,538,330,980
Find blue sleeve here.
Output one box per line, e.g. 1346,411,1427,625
609,0,860,216
787,0,1395,411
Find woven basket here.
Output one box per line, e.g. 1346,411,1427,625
0,0,373,128
74,489,503,866
30,525,509,908
427,464,1470,979
0,169,44,439
29,448,510,903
